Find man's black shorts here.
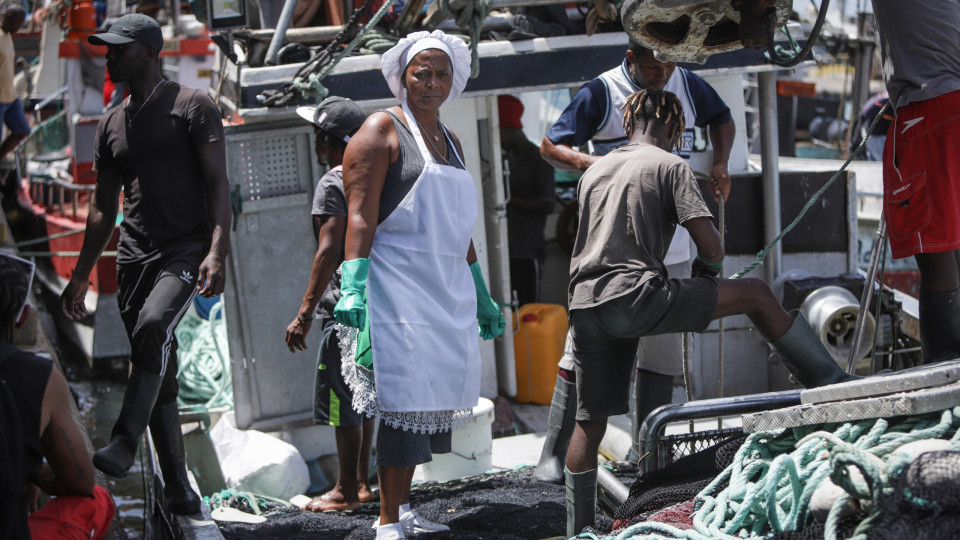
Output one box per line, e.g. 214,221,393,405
314,317,363,427
569,275,719,421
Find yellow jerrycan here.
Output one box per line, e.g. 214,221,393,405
513,303,568,404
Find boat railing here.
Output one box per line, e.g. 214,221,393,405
20,108,69,159
28,162,93,220
32,85,69,120
638,390,803,473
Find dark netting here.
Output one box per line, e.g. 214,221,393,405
612,433,747,526
218,467,613,540
644,500,696,530
869,450,960,540
659,427,744,467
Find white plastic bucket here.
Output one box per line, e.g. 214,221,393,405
419,397,495,482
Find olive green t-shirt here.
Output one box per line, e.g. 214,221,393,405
568,143,712,310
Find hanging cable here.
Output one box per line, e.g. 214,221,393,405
681,332,694,433
732,102,890,279
717,196,725,430
766,0,830,68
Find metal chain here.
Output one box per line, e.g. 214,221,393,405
258,0,383,106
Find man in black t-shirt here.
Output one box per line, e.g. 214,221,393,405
284,96,376,513
59,14,231,516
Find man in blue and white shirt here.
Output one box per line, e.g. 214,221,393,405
533,41,735,484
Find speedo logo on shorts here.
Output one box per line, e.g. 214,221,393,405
901,117,925,134
891,183,911,196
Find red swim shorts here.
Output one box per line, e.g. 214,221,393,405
883,89,960,259
28,485,115,540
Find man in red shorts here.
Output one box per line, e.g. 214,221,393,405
871,0,960,362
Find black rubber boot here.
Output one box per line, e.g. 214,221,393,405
771,311,861,388
94,367,164,478
150,401,202,515
919,288,960,364
533,376,577,484
628,370,674,462
565,468,597,537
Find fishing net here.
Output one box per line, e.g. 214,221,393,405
611,433,747,529
20,110,69,156
643,500,696,531
767,450,960,540
216,467,613,540
765,512,865,540
869,450,960,540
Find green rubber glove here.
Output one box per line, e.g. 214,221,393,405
470,261,505,340
355,302,373,369
334,258,369,329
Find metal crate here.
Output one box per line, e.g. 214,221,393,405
639,390,802,473
658,427,744,467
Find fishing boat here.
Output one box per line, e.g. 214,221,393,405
171,1,934,539
6,0,949,538
6,0,219,372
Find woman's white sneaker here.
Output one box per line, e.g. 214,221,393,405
400,510,450,534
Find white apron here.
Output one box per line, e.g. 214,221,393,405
340,101,481,433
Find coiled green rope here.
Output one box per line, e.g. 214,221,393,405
175,301,233,409
206,488,296,516
575,406,960,540
356,29,400,55
439,0,491,78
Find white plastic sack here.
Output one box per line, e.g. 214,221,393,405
209,411,309,500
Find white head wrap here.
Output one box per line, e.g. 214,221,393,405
381,30,471,105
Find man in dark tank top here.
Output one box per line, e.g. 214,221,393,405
0,254,112,539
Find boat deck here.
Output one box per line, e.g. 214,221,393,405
215,466,607,540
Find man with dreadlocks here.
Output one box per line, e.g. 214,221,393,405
533,42,735,485
562,89,859,536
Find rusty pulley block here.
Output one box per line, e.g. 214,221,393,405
620,0,794,63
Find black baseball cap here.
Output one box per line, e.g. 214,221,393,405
296,97,366,143
88,13,163,51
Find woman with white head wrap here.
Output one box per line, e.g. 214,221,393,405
332,30,505,540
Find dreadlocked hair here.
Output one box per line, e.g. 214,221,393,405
621,89,686,152
0,256,28,343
